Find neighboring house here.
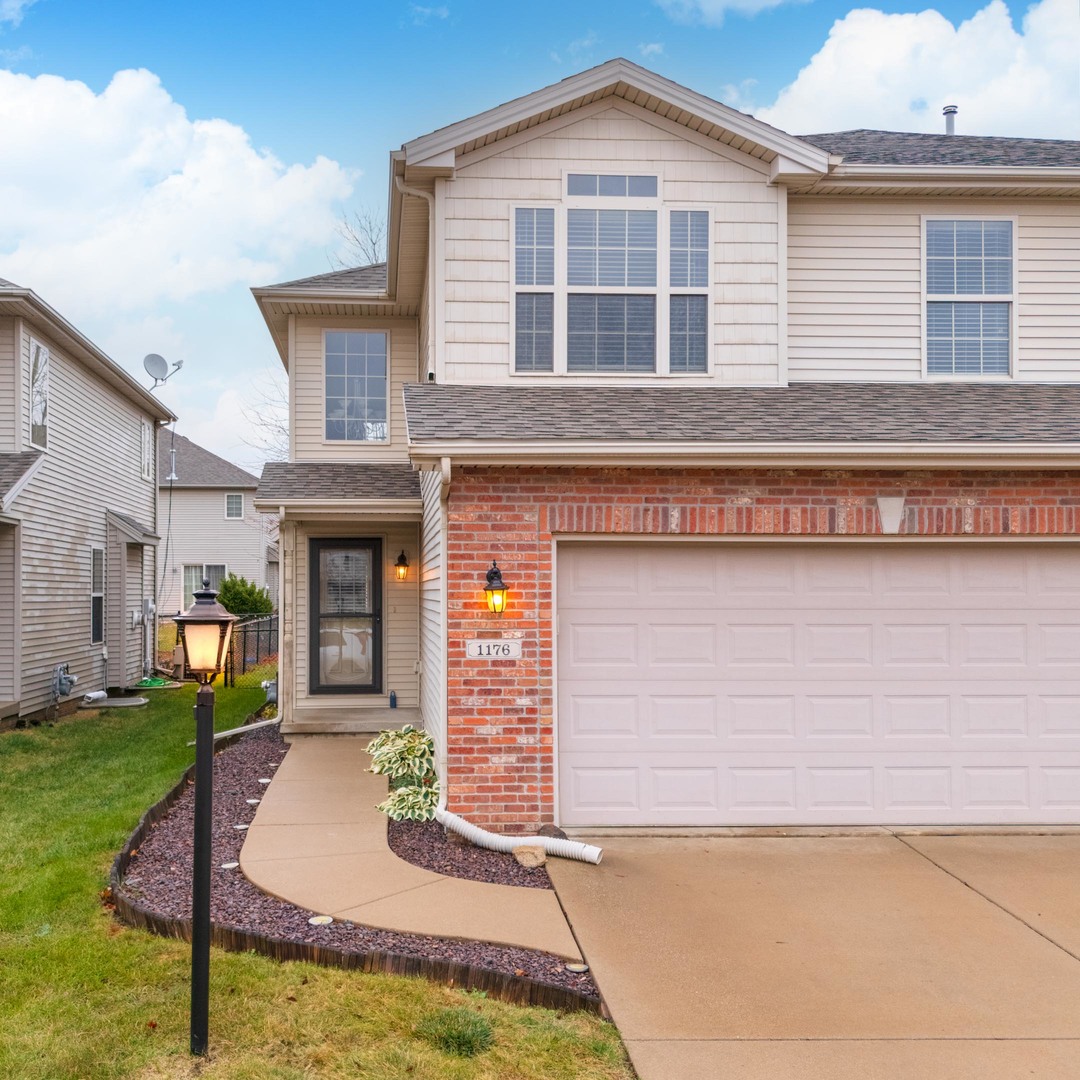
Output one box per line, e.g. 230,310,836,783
253,58,1080,832
157,431,273,615
0,278,174,722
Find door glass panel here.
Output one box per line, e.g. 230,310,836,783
315,545,378,691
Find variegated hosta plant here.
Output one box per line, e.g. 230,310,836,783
366,724,435,781
376,781,440,822
367,725,439,821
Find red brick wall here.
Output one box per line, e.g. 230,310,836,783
444,467,1080,829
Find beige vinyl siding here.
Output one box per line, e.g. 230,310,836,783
418,468,446,763
0,318,15,452
292,521,421,713
125,545,144,680
442,99,782,385
788,197,1080,381
0,525,16,705
157,487,269,614
292,317,418,461
13,324,158,714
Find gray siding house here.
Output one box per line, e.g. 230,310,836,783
0,278,174,721
156,431,274,616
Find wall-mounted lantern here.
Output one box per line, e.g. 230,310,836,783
484,561,508,615
394,551,410,582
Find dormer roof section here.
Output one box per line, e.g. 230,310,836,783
400,57,831,179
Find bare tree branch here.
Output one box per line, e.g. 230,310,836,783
332,204,387,268
240,368,290,462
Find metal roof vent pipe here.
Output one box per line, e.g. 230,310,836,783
943,104,958,135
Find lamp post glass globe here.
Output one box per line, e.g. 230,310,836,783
176,579,236,681
484,561,508,615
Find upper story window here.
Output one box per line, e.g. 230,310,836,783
324,331,388,442
512,176,711,376
225,493,244,519
141,420,154,481
925,218,1013,376
29,338,48,449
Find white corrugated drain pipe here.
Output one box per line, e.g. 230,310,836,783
434,771,603,865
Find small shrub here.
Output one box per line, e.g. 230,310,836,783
367,725,434,782
376,781,440,822
415,1007,494,1057
216,573,273,615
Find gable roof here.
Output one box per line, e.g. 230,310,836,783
0,280,174,422
403,383,1080,466
0,450,44,512
801,130,1080,168
158,431,259,488
400,57,829,176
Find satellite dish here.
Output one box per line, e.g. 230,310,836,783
144,353,169,380
143,353,183,389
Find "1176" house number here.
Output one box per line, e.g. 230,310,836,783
465,640,523,659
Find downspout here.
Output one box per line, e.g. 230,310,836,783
428,455,602,865
393,174,436,380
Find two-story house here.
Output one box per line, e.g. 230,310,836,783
0,278,174,722
254,59,1080,833
157,430,274,616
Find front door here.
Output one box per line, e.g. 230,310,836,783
309,539,382,694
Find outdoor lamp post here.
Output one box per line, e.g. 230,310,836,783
175,579,236,1057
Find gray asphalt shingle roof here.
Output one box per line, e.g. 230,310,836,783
0,450,42,507
257,462,421,502
259,264,388,294
799,130,1080,167
403,383,1080,444
158,431,260,488
108,510,158,542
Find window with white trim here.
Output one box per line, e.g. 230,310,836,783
29,338,48,449
925,218,1013,376
512,176,711,375
324,331,388,441
141,420,153,481
225,493,244,519
90,548,104,644
183,564,226,610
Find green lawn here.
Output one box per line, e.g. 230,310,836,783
0,688,631,1080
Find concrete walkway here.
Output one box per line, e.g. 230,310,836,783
548,832,1080,1080
239,736,582,961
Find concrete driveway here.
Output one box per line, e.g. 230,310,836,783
548,832,1080,1079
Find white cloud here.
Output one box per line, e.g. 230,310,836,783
0,0,37,27
753,0,1080,138
0,67,353,319
409,4,449,24
550,30,600,65
657,0,798,27
639,42,665,58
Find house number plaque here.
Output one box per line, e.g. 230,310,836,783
466,640,523,659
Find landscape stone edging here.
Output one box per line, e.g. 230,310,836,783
108,727,599,1014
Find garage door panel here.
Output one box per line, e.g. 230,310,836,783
558,543,1080,826
561,753,1080,826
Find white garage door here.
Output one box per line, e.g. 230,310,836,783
557,543,1080,827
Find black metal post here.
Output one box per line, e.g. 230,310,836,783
190,678,215,1055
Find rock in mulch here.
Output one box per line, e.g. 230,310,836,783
117,726,597,1002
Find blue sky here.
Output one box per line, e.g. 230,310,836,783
1,0,1076,468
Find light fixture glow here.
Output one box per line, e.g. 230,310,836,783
484,561,508,615
394,550,410,581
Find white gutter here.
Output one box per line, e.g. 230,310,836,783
252,498,423,515
394,174,436,379
409,440,1080,470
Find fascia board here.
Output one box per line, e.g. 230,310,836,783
250,286,393,305
253,497,423,516
833,164,1080,179
0,453,45,511
409,441,1080,469
402,58,828,173
0,293,175,422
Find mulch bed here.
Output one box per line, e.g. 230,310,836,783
115,725,597,1004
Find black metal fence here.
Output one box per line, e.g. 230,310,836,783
157,613,278,690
